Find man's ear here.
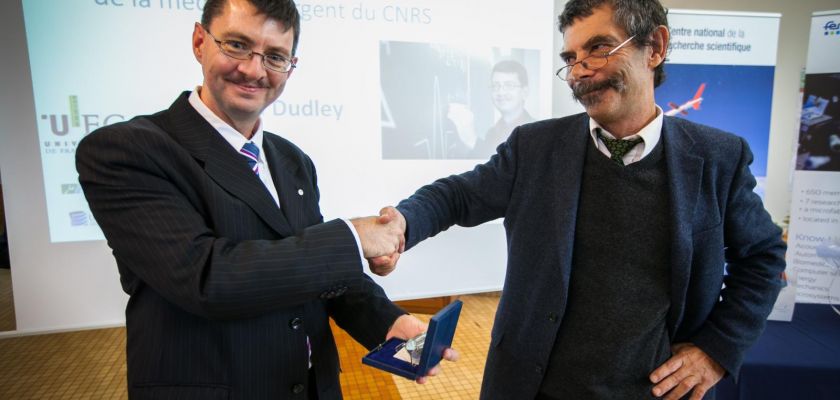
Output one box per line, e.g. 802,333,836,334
649,25,669,69
192,22,205,62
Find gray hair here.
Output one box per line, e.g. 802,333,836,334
558,0,668,87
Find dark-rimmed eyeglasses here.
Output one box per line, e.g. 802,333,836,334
200,24,296,73
555,35,635,81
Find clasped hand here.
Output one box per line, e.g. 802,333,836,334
351,207,406,276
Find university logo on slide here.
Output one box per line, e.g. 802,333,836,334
40,95,125,137
40,95,127,154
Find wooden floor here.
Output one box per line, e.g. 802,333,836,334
0,292,499,399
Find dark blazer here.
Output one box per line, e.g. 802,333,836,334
76,92,404,399
397,113,786,399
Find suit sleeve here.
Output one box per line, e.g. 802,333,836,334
327,275,407,349
307,154,405,349
690,137,786,376
76,126,367,320
397,128,520,249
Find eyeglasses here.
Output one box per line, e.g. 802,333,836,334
200,24,296,73
555,35,635,81
489,82,522,92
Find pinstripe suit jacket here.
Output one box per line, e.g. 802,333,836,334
397,113,786,399
76,92,404,399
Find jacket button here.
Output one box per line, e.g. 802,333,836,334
289,317,303,330
535,365,544,374
548,313,558,323
291,383,305,394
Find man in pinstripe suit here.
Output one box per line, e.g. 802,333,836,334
76,0,454,398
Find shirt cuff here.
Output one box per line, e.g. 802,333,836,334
341,218,366,266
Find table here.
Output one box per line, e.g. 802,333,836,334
716,303,840,399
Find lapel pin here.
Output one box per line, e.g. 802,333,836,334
298,189,304,196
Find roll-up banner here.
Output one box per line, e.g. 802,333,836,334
654,10,793,320
656,9,779,199
788,10,840,311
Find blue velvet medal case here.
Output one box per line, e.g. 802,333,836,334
362,300,463,380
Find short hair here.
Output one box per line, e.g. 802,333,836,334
558,0,668,87
491,60,529,87
201,0,301,55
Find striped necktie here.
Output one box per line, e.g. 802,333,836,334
240,141,260,176
596,128,643,166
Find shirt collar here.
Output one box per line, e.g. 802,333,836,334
588,105,663,159
188,87,265,162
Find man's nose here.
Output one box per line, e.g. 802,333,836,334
238,54,267,80
568,62,595,82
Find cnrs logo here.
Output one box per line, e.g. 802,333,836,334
40,95,126,137
823,21,840,35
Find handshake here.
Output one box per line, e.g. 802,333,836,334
350,206,406,276
352,207,461,384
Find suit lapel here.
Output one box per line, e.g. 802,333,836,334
555,116,591,292
662,117,704,333
262,137,307,231
158,92,293,236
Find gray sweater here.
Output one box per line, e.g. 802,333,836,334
538,139,671,399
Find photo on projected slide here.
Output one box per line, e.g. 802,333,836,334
654,63,774,180
795,73,840,172
380,41,540,160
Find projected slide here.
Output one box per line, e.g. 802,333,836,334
380,41,540,160
21,0,553,243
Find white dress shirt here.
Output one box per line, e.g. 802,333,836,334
188,88,366,263
588,105,664,165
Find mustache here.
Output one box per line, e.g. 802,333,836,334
227,77,270,89
571,74,625,101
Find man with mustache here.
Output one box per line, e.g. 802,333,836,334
76,0,454,398
371,0,785,398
